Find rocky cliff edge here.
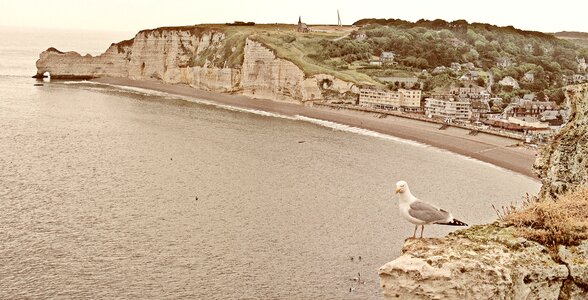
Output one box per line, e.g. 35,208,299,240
379,84,588,300
34,26,358,103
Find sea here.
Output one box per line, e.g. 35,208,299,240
0,27,540,299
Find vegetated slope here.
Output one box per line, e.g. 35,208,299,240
334,18,588,102
110,24,379,86
554,31,588,48
111,20,587,103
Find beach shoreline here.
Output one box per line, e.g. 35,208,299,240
91,77,539,179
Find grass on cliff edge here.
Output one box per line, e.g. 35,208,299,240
501,188,588,247
251,32,379,86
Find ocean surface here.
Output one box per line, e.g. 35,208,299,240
0,27,540,299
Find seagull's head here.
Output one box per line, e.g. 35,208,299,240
395,181,408,194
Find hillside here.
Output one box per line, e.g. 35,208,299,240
158,19,587,103
112,24,379,86
338,18,588,102
554,31,588,48
39,19,588,104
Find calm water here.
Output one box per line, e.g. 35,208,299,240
0,27,540,299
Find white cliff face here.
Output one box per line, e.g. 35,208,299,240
35,28,357,103
36,45,130,79
186,67,241,92
240,40,358,102
379,225,588,300
241,39,319,102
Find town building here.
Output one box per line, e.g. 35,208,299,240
459,70,479,81
432,66,446,74
503,99,558,119
424,96,471,121
354,32,367,41
359,87,422,110
498,76,520,89
522,93,536,101
450,86,490,101
380,52,395,64
484,117,551,134
400,89,422,110
523,72,535,82
470,99,491,121
369,59,382,66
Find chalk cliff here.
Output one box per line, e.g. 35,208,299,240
379,84,588,300
34,26,357,103
379,226,588,299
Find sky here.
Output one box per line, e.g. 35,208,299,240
1,0,587,34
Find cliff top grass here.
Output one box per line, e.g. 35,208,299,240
143,24,381,84
501,188,588,247
251,31,380,85
192,24,384,85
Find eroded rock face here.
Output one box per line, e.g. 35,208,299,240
35,45,131,79
534,84,588,199
241,39,309,102
379,225,588,300
35,28,356,102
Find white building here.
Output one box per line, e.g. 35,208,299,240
523,72,535,82
380,51,395,63
424,97,471,121
359,88,422,110
498,76,520,89
400,89,422,109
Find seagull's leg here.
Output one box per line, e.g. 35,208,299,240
412,225,417,239
420,225,424,238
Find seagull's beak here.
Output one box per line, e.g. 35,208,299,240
395,187,401,194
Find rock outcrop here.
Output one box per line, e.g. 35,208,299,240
534,83,588,200
34,26,357,103
379,225,588,299
379,84,588,299
35,46,130,79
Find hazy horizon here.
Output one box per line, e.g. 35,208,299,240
1,0,587,34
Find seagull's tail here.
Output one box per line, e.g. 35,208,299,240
437,218,468,226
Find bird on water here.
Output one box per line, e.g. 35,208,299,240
395,180,468,238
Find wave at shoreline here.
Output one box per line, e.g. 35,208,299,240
57,80,529,180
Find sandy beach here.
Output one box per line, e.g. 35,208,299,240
92,77,538,179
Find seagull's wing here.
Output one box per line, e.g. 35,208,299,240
408,200,451,224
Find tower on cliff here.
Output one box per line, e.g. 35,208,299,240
297,16,309,33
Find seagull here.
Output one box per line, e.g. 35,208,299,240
395,180,468,238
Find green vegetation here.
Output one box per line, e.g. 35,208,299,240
323,18,587,101
114,20,588,101
190,28,250,68
251,31,379,85
554,32,588,48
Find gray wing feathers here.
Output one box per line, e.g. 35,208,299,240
408,200,451,223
